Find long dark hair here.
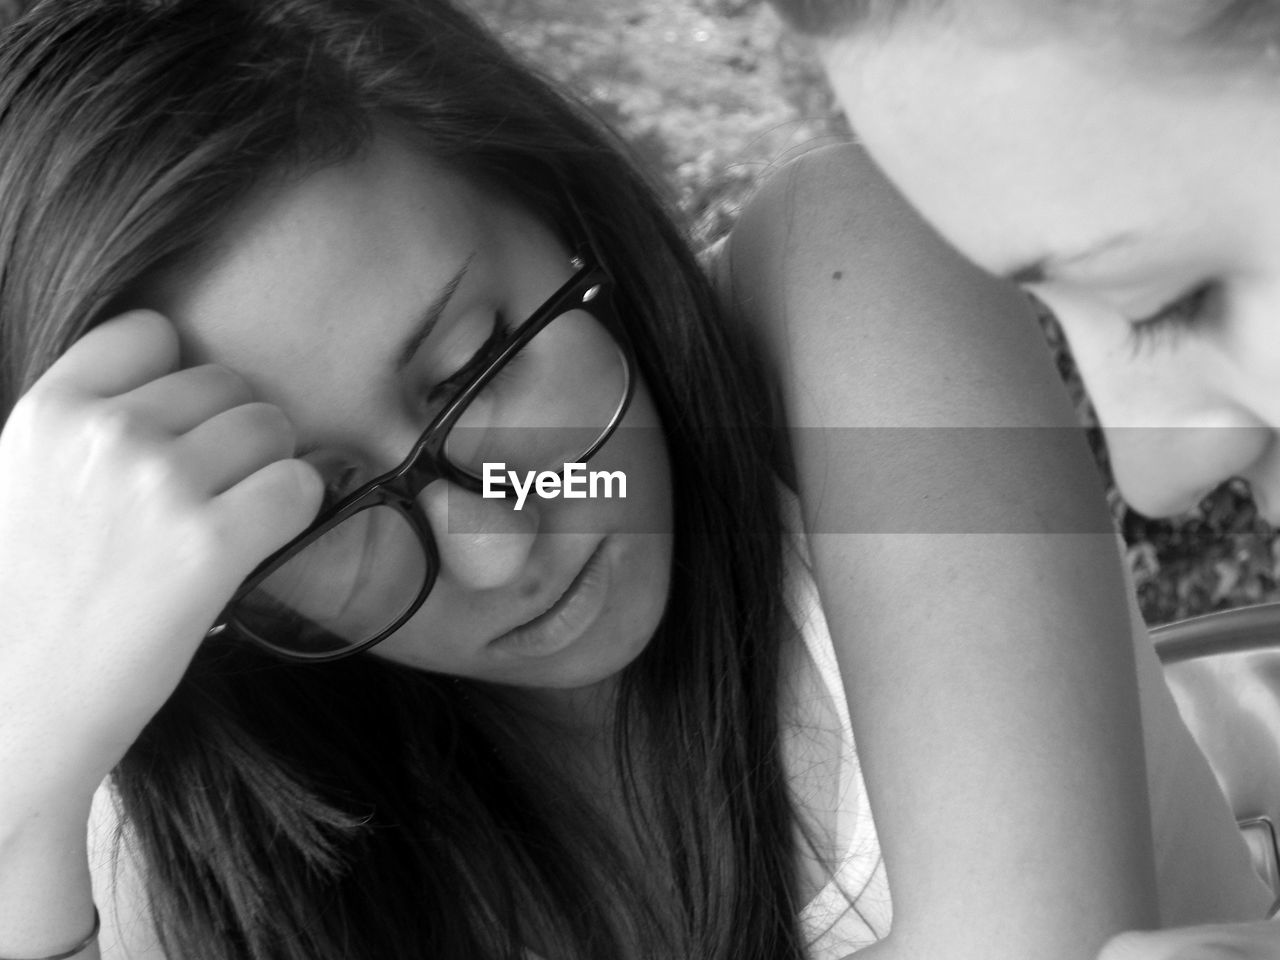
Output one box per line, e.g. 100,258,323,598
0,1,799,957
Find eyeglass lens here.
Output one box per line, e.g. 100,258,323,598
236,505,427,655
444,296,627,477
231,296,629,656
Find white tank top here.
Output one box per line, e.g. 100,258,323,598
783,530,893,957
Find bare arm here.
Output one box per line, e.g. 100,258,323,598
723,144,1158,960
0,312,319,958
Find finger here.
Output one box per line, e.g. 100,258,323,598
209,457,324,574
174,402,297,496
40,311,180,397
120,364,254,435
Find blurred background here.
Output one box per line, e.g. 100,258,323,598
3,0,1275,624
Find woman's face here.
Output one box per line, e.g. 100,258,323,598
822,16,1280,520
156,137,674,691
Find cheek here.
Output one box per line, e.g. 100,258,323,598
612,533,673,624
1038,283,1276,427
596,381,673,535
1230,291,1280,426
366,595,479,673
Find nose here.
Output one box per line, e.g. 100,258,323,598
1099,409,1272,519
1070,344,1270,519
418,478,539,590
1039,287,1274,519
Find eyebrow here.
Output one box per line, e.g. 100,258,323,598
293,254,476,460
394,252,475,373
1000,233,1139,284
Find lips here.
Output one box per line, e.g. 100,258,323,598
489,540,611,657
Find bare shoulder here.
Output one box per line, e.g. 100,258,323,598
89,779,167,960
722,140,1113,534
727,141,930,268
721,142,965,333
722,142,1074,430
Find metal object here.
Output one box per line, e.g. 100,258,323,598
1152,603,1280,900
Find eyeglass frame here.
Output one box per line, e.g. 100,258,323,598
206,249,637,662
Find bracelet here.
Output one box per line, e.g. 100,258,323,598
0,908,100,960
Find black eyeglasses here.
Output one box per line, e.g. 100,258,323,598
208,253,635,661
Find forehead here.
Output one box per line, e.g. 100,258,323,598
821,16,1280,273
151,138,541,439
161,140,481,335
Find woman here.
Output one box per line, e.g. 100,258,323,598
770,0,1280,535
0,1,1249,958
764,1,1280,956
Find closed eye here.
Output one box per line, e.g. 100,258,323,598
1127,282,1216,355
426,313,513,404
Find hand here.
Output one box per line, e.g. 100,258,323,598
0,310,322,813
1100,918,1280,960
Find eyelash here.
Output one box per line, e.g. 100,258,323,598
426,313,513,404
1126,283,1215,354
313,314,519,507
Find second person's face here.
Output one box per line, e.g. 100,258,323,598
822,16,1280,520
